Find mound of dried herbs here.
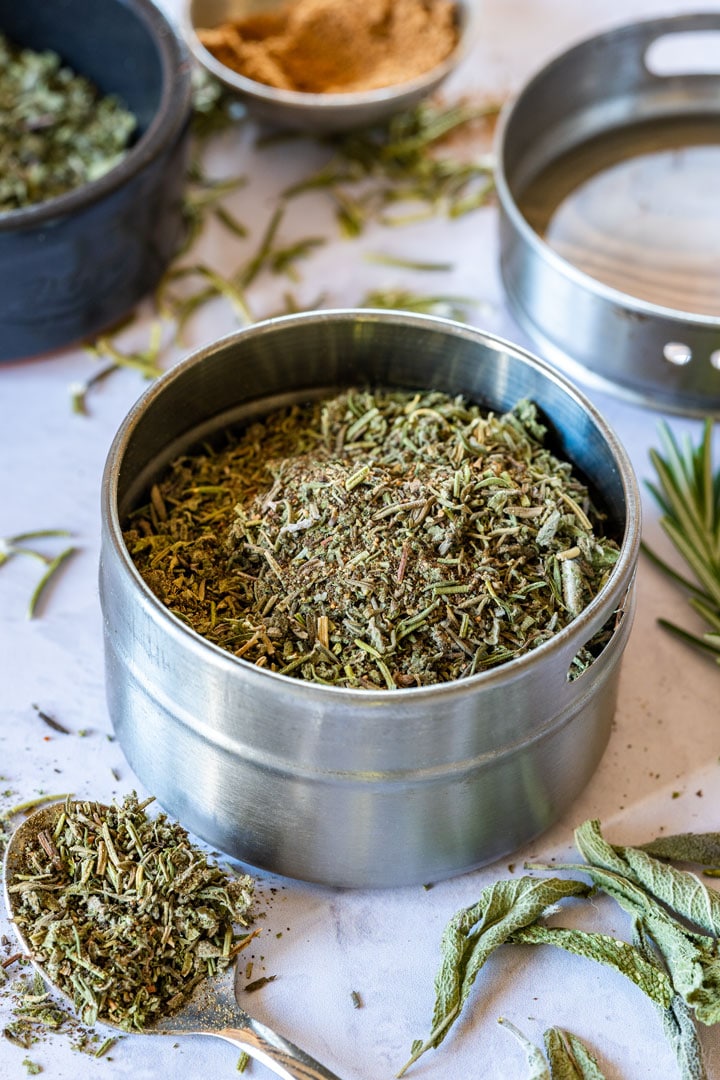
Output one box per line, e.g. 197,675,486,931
124,389,619,688
0,32,136,212
6,794,254,1031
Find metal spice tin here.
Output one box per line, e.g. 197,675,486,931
496,13,720,415
100,310,640,887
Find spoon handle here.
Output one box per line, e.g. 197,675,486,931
212,1014,345,1080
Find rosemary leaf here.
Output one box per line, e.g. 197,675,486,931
645,419,720,652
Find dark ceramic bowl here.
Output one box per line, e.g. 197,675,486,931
0,0,193,362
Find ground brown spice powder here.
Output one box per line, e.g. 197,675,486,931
198,0,460,94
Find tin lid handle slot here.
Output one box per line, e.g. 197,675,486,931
645,31,720,77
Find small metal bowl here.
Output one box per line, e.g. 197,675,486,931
496,12,720,415
0,0,192,362
100,310,640,888
182,0,473,133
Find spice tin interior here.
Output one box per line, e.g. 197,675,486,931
100,311,641,887
496,13,720,415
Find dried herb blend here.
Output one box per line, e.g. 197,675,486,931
198,0,459,94
0,32,136,212
6,794,254,1031
125,389,619,688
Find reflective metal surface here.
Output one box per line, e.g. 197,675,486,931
100,310,640,887
496,13,720,415
182,0,474,133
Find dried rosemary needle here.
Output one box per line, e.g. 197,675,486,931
6,793,254,1031
124,389,620,688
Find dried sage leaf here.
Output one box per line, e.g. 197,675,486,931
633,922,708,1080
510,924,673,1009
639,833,720,868
543,1027,606,1080
498,1018,551,1079
575,821,720,938
571,822,720,1025
617,844,720,938
395,877,589,1076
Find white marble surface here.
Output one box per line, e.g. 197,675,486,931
2,1,720,1077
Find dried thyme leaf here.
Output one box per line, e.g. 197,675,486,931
395,877,590,1075
543,1027,606,1080
498,1018,550,1079
126,391,619,690
6,793,254,1031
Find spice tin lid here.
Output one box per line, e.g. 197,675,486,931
496,12,720,415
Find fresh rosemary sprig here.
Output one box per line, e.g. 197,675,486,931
643,420,720,663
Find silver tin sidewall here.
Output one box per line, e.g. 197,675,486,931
495,12,720,416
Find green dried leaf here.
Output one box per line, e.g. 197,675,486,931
395,877,589,1075
498,1018,551,1079
640,833,720,867
0,32,135,211
633,922,708,1080
543,1027,606,1080
572,821,720,1025
510,924,673,1009
617,844,720,938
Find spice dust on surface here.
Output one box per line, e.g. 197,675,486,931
198,0,460,94
124,389,620,689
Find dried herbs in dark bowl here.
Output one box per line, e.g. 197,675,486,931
0,0,192,361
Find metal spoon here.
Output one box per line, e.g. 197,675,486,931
3,802,344,1080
